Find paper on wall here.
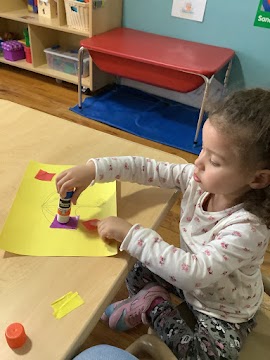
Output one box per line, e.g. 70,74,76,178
171,0,208,22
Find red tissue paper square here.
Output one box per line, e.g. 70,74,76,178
81,219,99,231
35,169,56,181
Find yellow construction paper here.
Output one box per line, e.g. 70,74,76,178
0,161,117,256
51,291,84,319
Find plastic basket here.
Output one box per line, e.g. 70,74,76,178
44,46,90,77
64,0,89,32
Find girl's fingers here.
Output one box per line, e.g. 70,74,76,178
97,224,106,239
88,219,100,227
55,171,65,184
97,220,106,232
98,228,107,241
56,173,70,193
97,222,112,240
71,188,83,205
105,239,114,245
59,179,76,198
71,193,78,205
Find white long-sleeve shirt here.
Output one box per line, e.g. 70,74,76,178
91,156,269,323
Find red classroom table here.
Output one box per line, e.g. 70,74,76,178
78,27,235,144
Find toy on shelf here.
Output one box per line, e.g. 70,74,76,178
0,32,19,56
24,45,32,63
28,0,38,13
23,28,32,63
23,28,30,47
1,32,17,41
38,0,57,19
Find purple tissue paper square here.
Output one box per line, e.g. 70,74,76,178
50,215,79,230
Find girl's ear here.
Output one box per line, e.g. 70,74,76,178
250,169,270,189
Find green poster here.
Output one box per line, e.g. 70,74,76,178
254,0,270,28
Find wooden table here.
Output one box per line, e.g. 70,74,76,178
0,100,187,359
78,27,235,143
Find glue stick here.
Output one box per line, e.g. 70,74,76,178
57,191,74,224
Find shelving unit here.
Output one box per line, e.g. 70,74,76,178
0,0,123,90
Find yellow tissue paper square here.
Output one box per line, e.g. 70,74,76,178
51,291,84,319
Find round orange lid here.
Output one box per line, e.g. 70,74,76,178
5,323,27,349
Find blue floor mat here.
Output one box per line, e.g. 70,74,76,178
71,85,204,155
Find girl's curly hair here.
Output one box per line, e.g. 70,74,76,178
207,88,270,228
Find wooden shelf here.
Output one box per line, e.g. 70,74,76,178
35,63,90,87
0,56,34,70
0,56,89,87
0,0,123,91
0,9,88,36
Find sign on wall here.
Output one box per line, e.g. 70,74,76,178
171,0,207,22
254,0,270,28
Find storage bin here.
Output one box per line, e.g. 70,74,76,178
44,46,89,77
1,40,25,61
64,0,89,31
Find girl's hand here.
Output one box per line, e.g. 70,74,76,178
56,162,95,204
97,216,133,243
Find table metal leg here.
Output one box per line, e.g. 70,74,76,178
222,59,233,96
193,74,213,145
193,59,233,145
78,46,85,109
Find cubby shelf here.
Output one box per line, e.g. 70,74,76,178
0,55,90,87
0,0,123,91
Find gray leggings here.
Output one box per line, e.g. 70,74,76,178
126,261,256,360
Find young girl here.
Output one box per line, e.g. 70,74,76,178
56,88,270,360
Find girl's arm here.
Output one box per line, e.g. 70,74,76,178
120,222,268,292
91,156,193,192
56,156,193,205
